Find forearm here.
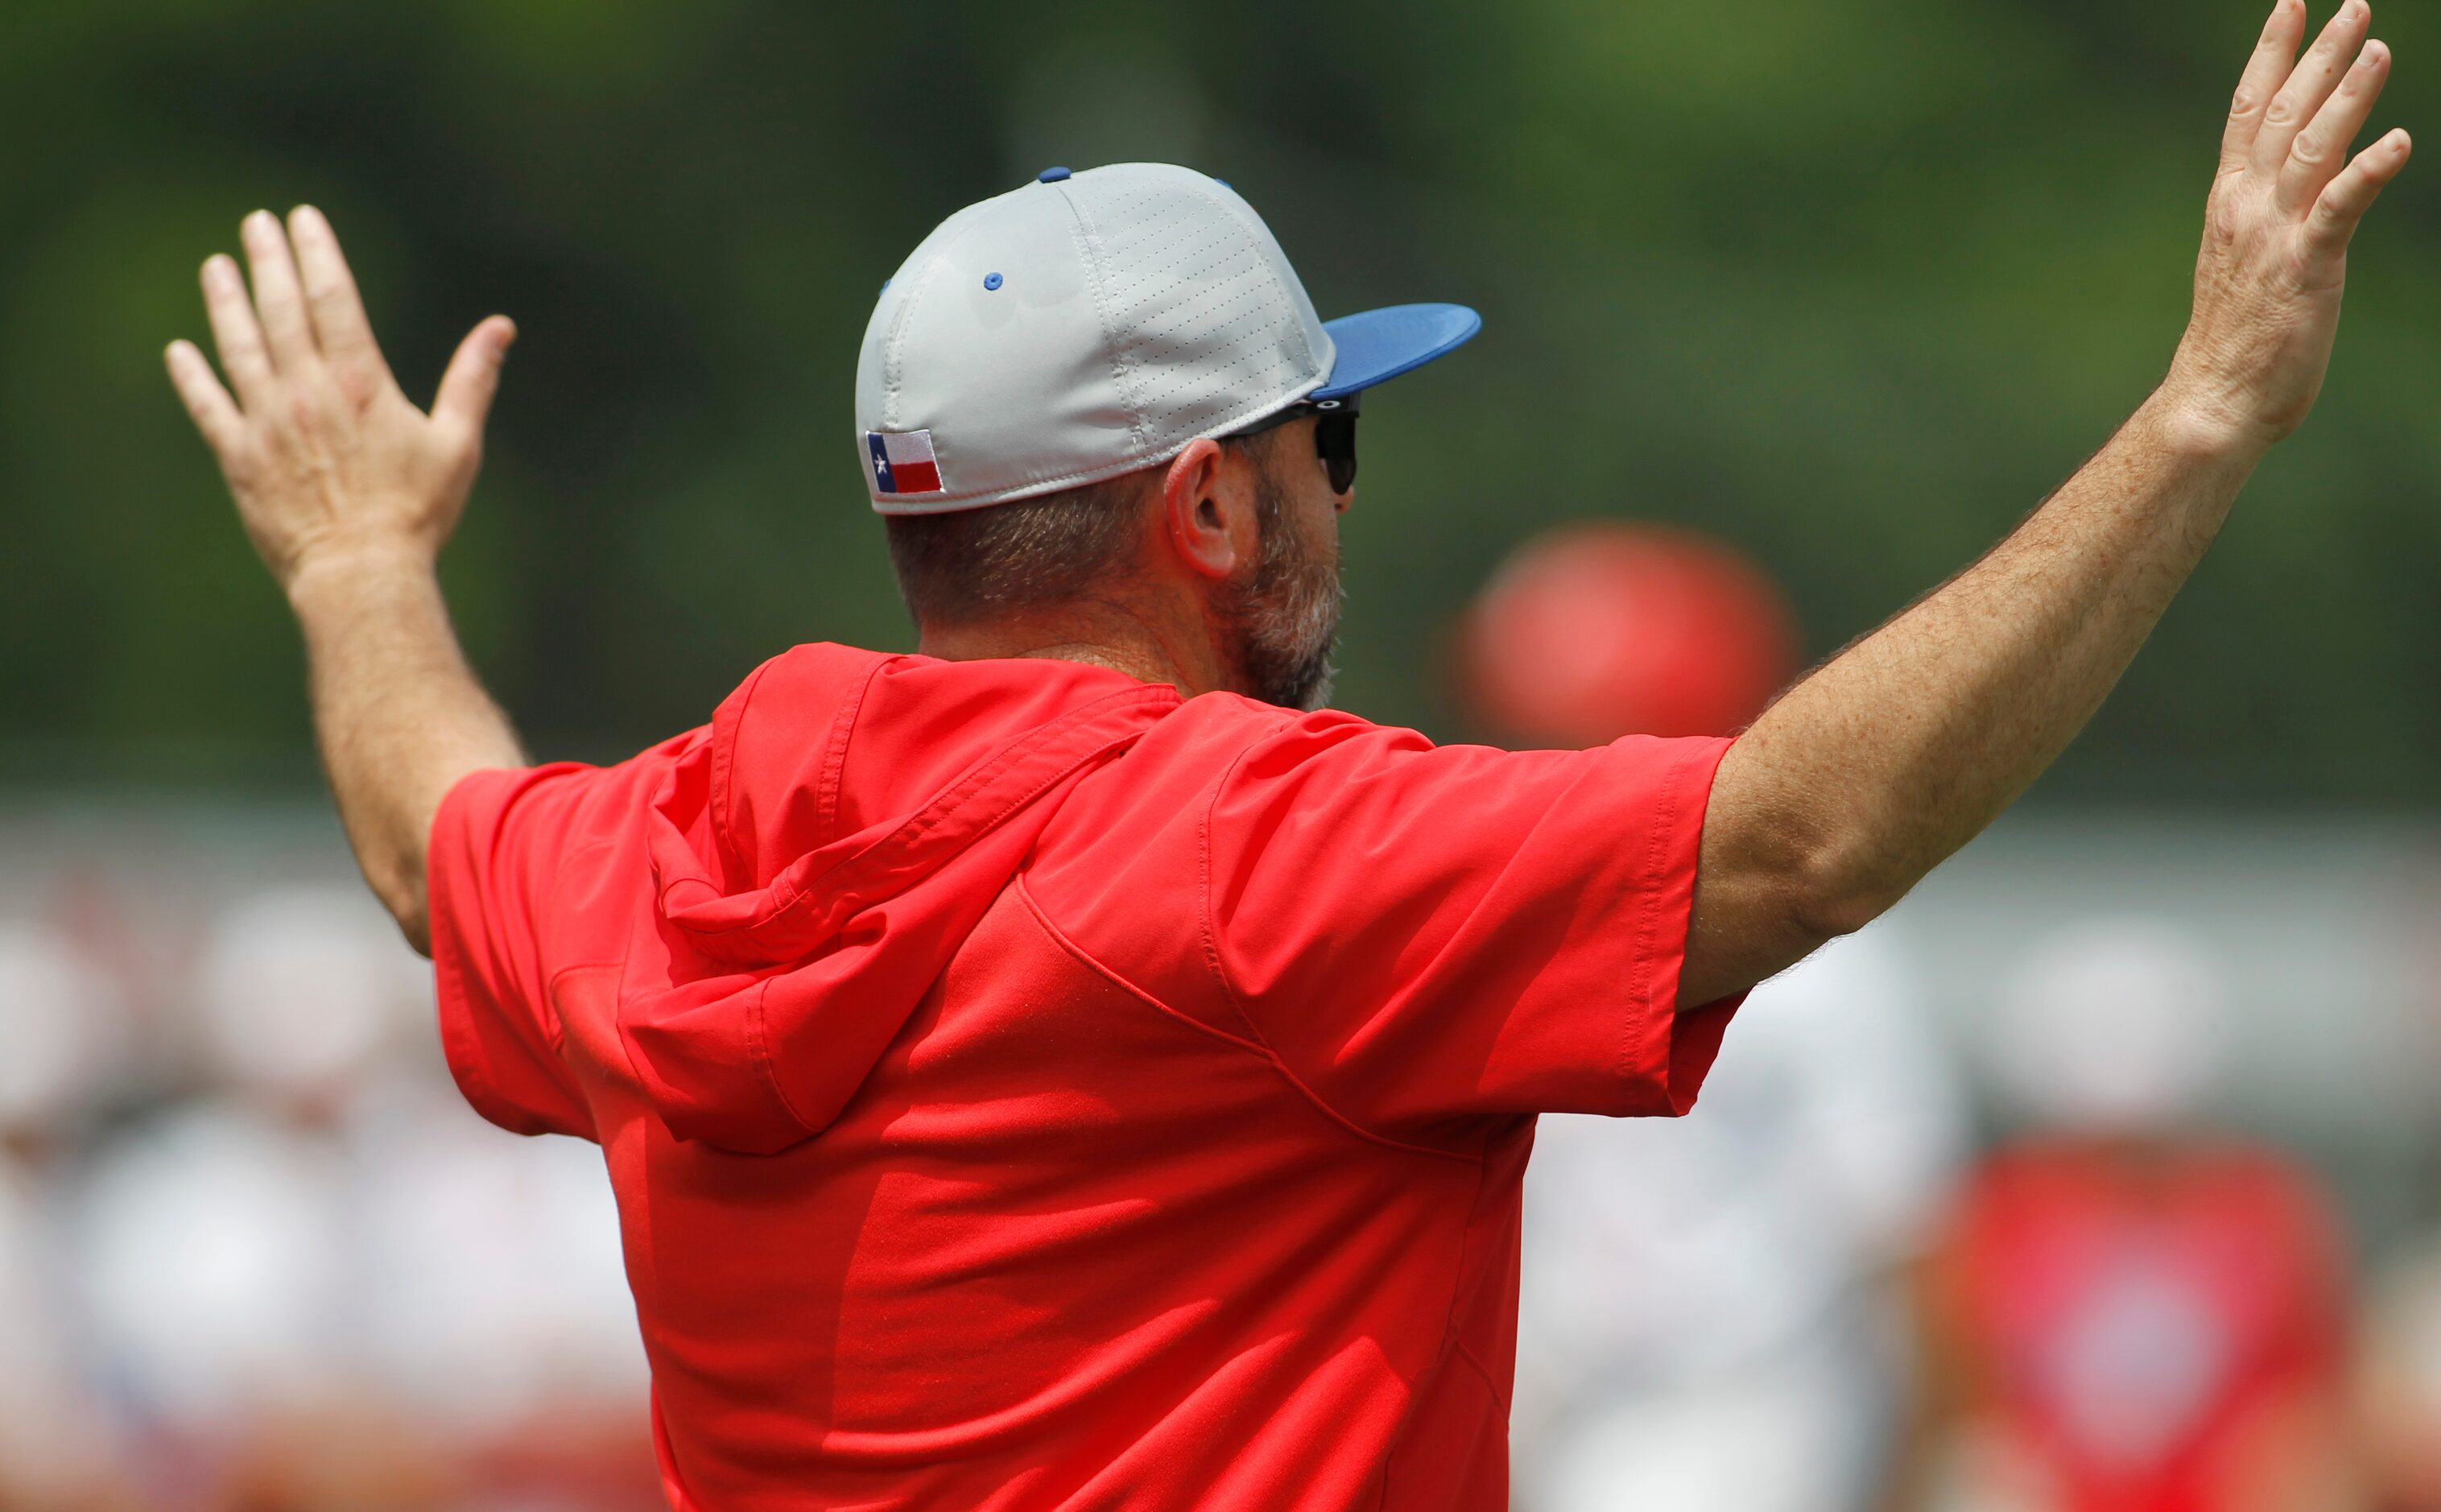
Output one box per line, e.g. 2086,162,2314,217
1689,393,2261,994
287,549,525,953
1668,1,2409,1009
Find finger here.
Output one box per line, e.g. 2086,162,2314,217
2254,0,2373,173
2305,127,2414,254
2281,40,2391,208
238,209,318,371
286,205,387,381
200,254,275,405
432,316,518,436
2224,0,2311,172
164,340,245,454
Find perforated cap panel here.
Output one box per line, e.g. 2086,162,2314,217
853,163,1335,514
1070,172,1329,451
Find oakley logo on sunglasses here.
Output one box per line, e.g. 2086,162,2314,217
1232,393,1361,494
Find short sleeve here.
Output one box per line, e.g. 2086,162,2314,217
1201,718,1741,1139
427,737,694,1141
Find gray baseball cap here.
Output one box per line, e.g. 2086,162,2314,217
854,162,1480,514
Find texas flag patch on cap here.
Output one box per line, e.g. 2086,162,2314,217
865,429,942,496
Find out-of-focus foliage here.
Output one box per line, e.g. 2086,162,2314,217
2,0,2437,798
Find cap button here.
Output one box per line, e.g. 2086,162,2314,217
1037,167,1072,183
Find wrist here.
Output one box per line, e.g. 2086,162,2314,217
282,537,441,611
2136,378,2280,466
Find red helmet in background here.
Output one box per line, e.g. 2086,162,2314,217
1458,523,1802,745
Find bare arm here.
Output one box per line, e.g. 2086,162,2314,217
1681,0,2411,1006
167,208,523,954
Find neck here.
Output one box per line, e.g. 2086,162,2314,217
915,597,1233,699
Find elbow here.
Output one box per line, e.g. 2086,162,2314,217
1783,841,1910,947
393,900,435,960
366,857,435,959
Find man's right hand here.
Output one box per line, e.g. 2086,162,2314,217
2166,0,2410,454
165,207,515,595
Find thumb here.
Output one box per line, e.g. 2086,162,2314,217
433,315,517,435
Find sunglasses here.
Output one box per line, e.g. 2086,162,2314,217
1229,392,1361,495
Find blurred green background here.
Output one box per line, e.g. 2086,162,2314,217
3,0,2437,799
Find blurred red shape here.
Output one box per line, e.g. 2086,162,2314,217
1458,523,1802,745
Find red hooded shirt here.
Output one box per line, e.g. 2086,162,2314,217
429,645,1737,1510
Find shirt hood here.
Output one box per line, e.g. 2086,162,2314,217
616,648,1179,1155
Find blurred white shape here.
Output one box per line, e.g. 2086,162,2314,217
0,918,122,1131
1989,915,2232,1134
2034,1244,2230,1467
351,1076,646,1435
1539,1348,1860,1512
195,887,427,1100
1516,924,1968,1512
73,1101,353,1428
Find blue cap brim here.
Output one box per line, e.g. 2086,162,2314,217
1312,302,1481,402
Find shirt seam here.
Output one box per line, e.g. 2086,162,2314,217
1617,738,1731,1110
431,772,592,1138
548,955,651,1079
708,659,779,886
1196,719,1492,1157
1622,747,1687,1089
534,832,612,1057
1370,1135,1500,1512
1450,1336,1508,1411
1196,721,1294,1049
1014,875,1478,1167
745,973,812,1132
429,869,506,1122
814,655,892,849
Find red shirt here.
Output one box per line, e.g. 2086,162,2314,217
1937,1142,2349,1512
430,645,1737,1510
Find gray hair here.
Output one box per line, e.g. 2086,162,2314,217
882,470,1156,627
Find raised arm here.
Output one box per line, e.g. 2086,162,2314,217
1680,0,2410,1006
166,208,525,954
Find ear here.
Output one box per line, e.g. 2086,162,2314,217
1161,438,1259,583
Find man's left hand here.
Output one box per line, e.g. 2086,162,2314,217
165,206,514,595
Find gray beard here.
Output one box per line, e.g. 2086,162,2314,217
1215,466,1342,713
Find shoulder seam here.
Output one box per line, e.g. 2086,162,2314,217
1196,714,1291,1047
709,658,779,885
538,830,617,1057
1014,876,1477,1167
815,655,894,849
1195,713,1485,1156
